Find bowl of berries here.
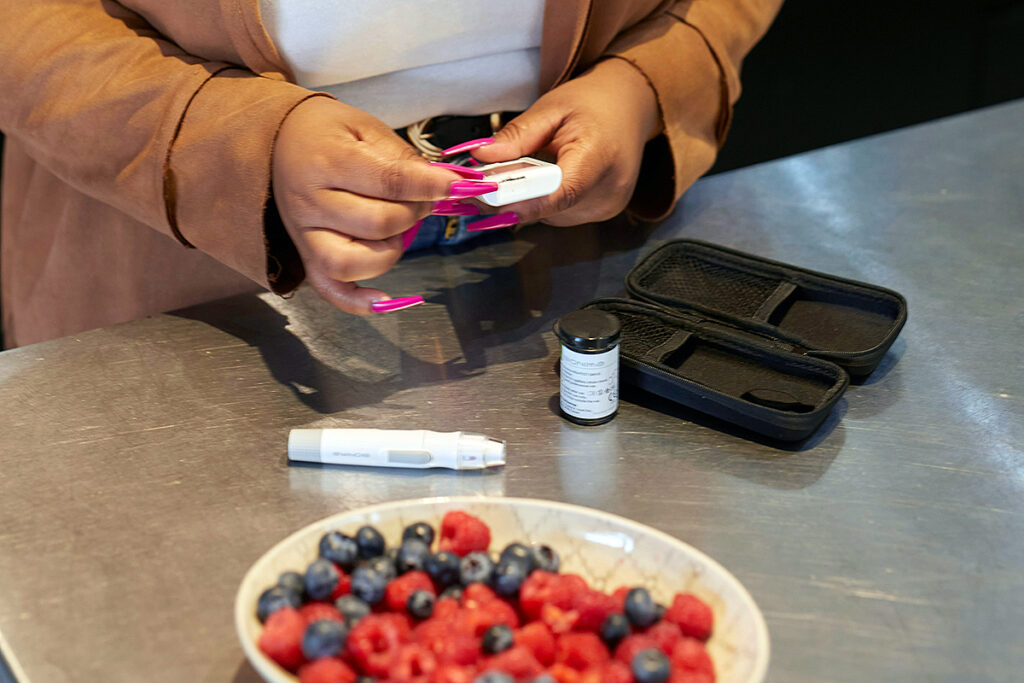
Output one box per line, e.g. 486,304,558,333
235,496,769,683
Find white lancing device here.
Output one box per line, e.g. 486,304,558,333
475,157,562,207
288,429,506,470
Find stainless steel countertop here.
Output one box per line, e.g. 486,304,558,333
1,101,1022,683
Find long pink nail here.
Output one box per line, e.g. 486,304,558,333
449,180,498,200
371,296,425,313
429,162,485,180
466,158,481,167
401,219,423,251
442,137,495,156
467,212,519,232
432,201,481,216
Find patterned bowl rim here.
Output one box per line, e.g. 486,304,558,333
235,495,770,683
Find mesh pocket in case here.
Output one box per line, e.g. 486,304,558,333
575,240,907,441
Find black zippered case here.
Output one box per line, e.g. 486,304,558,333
579,239,907,441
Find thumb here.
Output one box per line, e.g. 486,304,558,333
472,106,563,163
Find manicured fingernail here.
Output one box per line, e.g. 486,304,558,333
429,162,485,180
448,180,498,200
467,212,519,232
401,219,423,251
432,200,481,216
442,137,495,156
466,158,481,166
371,296,425,313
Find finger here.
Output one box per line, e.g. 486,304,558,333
302,190,431,241
303,269,390,315
297,228,403,283
471,105,565,164
323,142,465,202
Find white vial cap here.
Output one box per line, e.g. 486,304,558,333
288,429,324,463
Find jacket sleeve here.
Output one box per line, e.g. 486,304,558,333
602,0,784,220
0,0,322,291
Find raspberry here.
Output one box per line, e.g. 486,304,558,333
547,663,582,683
346,613,410,676
559,574,589,593
462,582,499,607
299,602,344,625
458,599,520,637
331,568,352,601
570,589,619,632
644,620,683,655
297,657,357,683
586,660,632,683
390,643,439,683
438,510,491,556
613,634,659,666
540,604,580,634
482,644,545,679
434,596,460,619
432,664,477,683
611,586,631,612
670,638,715,676
386,571,436,611
555,632,609,672
516,622,556,666
520,571,573,620
665,594,714,641
257,607,307,671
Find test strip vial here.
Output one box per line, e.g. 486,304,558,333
553,309,621,425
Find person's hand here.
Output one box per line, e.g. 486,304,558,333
272,97,468,313
470,58,662,227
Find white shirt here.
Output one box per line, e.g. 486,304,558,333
259,0,545,128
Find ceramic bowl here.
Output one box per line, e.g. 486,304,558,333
235,496,769,682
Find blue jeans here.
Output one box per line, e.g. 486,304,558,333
405,214,494,251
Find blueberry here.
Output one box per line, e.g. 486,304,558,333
459,551,495,586
439,585,464,602
276,571,306,598
631,648,670,683
355,525,386,559
624,587,659,628
600,613,631,650
256,585,301,622
407,590,435,619
350,566,387,605
492,560,528,597
363,554,397,582
481,624,515,654
319,531,359,571
424,551,461,587
474,671,514,683
402,521,435,547
654,602,667,622
304,558,340,601
498,543,536,573
396,539,431,574
335,594,371,625
531,544,560,573
301,619,348,660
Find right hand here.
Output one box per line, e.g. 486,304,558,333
272,97,461,313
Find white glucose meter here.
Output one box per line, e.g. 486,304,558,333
474,157,562,207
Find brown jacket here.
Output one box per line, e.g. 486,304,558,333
0,0,781,348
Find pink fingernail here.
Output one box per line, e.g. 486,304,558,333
442,137,495,156
467,212,519,232
429,162,485,180
448,180,498,200
466,158,481,167
432,201,481,216
401,219,423,251
371,296,425,313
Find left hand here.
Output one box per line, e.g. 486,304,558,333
471,58,661,226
